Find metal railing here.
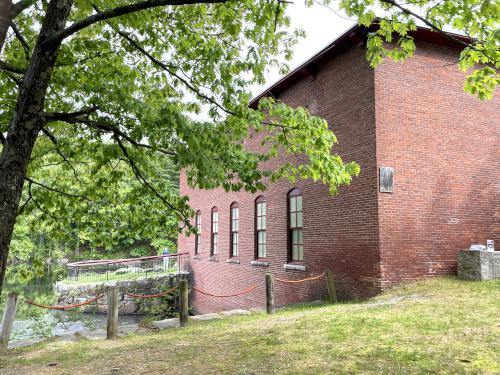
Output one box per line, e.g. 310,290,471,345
66,253,189,283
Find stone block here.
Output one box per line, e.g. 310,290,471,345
190,313,223,321
152,318,180,329
220,309,251,317
458,250,500,280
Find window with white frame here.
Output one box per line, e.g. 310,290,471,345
230,202,239,257
289,189,303,261
255,196,266,258
195,211,202,254
211,207,218,255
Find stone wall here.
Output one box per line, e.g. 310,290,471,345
55,273,188,315
457,251,500,281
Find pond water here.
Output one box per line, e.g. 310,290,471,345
8,312,144,344
1,276,145,346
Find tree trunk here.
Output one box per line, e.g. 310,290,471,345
0,0,12,54
0,0,73,295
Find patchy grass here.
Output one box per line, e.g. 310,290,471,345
1,277,499,375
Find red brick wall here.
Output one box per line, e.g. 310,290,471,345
374,40,500,288
179,43,381,313
179,35,499,313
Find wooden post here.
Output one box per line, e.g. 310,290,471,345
265,273,274,314
106,286,119,339
325,270,337,303
179,277,189,327
0,292,19,353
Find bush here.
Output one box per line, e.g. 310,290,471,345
134,284,179,320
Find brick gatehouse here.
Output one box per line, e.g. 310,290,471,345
179,23,499,314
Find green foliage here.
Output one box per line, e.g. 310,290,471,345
20,140,182,251
317,0,499,99
257,98,361,194
0,278,55,320
1,0,361,256
129,246,151,258
134,285,179,320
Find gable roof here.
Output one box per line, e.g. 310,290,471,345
249,22,470,108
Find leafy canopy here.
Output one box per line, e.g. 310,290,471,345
315,0,500,99
1,0,360,249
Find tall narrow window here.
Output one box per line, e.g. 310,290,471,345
289,189,303,261
255,196,266,258
195,211,202,254
230,203,239,257
211,207,218,255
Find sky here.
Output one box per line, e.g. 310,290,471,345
252,1,357,97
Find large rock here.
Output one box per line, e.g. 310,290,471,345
458,250,500,280
119,301,139,315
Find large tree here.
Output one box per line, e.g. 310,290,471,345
0,0,498,294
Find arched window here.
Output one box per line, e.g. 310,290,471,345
288,188,303,261
195,211,202,254
255,196,266,258
211,207,219,255
230,202,239,257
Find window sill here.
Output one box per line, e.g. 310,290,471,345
251,260,270,267
226,258,240,264
207,256,219,262
283,263,307,272
192,255,202,260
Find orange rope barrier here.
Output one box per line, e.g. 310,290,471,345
275,272,325,284
25,294,105,310
125,285,177,299
192,285,257,298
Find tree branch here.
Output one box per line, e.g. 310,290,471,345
30,189,63,227
46,0,230,44
40,127,84,185
16,181,32,217
114,27,235,116
1,69,21,85
30,147,57,160
54,51,116,67
24,176,90,201
0,131,5,145
0,59,25,74
62,117,177,156
10,21,30,60
43,106,99,122
10,0,35,18
379,0,472,50
112,134,190,227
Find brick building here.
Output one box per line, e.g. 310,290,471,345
178,24,499,314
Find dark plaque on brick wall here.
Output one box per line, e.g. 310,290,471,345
380,166,394,193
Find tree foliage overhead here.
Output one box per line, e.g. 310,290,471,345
0,0,362,280
316,0,499,99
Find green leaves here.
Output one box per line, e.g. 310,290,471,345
17,127,185,251
255,98,361,194
464,66,500,100
333,0,499,99
0,0,354,257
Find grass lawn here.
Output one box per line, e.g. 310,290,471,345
1,277,498,374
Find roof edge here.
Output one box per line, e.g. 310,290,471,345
249,22,471,108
